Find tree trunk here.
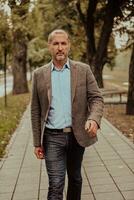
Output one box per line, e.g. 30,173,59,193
4,49,7,106
86,0,97,64
76,0,97,64
77,0,122,88
12,30,29,94
126,43,134,115
92,62,104,88
9,0,29,94
91,0,121,88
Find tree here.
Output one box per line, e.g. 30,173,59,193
8,0,29,94
126,44,134,114
41,0,86,61
76,0,127,87
0,10,12,106
27,1,51,69
113,0,134,114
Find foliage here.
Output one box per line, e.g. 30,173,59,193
56,0,87,60
28,37,51,68
0,10,12,70
27,0,87,66
26,1,51,67
113,0,134,50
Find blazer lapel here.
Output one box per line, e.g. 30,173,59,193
70,60,78,104
43,62,52,104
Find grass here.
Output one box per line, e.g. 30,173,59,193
0,92,30,158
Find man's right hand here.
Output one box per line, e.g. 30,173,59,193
34,147,44,159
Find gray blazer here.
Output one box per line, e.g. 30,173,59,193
31,59,104,147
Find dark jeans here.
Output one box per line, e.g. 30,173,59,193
43,130,85,200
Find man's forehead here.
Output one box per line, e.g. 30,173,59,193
52,33,68,39
51,34,69,43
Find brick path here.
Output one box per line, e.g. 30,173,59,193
0,106,134,200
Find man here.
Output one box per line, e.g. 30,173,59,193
31,29,104,200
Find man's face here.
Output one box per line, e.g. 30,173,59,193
48,33,70,63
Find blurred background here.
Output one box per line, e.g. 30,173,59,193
0,0,134,157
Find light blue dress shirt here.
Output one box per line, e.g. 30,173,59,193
46,60,72,129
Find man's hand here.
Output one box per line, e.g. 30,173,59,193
85,120,98,137
34,147,44,159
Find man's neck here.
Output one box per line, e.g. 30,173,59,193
53,60,67,69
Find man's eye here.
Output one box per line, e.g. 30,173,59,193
53,42,58,45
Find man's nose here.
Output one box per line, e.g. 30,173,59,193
58,44,62,50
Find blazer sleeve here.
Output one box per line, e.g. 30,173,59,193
86,66,104,128
31,71,41,147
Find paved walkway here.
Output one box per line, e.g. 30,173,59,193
0,106,134,200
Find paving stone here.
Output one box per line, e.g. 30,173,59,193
81,185,92,194
117,182,134,191
94,192,124,200
84,153,96,158
0,192,12,200
20,166,40,173
91,184,118,193
82,179,89,186
39,189,66,200
97,151,117,156
122,191,134,200
14,183,39,192
121,154,134,159
106,164,128,170
0,184,14,194
40,177,49,190
0,179,16,186
39,189,48,200
85,165,107,173
13,190,38,200
0,170,19,184
110,170,133,177
83,160,104,167
2,159,22,169
127,163,134,171
87,171,111,179
84,156,101,161
100,155,120,161
89,177,114,185
0,168,20,177
103,159,124,166
81,193,95,200
1,108,134,200
17,176,40,186
124,159,134,164
113,175,134,183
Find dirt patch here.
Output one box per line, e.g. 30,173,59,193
104,104,134,143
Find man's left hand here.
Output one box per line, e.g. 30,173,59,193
85,120,98,137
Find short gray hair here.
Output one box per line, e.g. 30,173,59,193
48,29,69,43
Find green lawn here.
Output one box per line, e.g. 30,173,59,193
0,93,30,158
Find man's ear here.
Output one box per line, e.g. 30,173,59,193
48,43,50,50
68,41,71,51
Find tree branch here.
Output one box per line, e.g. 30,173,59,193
76,0,86,26
8,0,16,9
93,0,120,68
86,0,98,58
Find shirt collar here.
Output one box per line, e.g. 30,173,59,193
51,59,70,71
